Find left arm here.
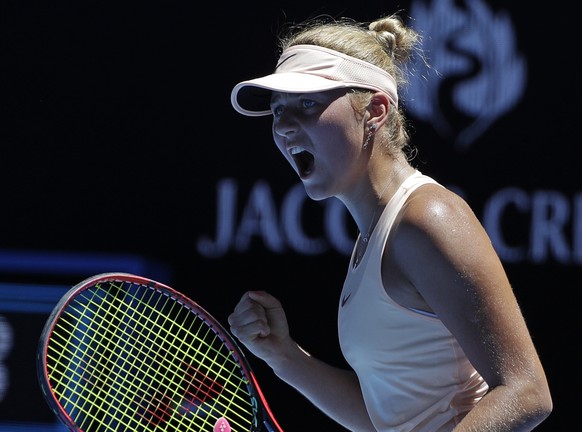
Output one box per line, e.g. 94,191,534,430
394,186,552,431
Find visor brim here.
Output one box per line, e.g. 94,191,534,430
230,73,351,117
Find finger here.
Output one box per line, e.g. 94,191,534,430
246,290,282,310
230,317,271,342
229,293,264,325
228,292,272,340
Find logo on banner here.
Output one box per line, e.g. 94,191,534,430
406,0,526,149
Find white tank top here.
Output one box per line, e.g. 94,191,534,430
338,170,488,432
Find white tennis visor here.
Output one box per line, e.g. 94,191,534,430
230,44,399,117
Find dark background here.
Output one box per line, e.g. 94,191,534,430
0,1,579,430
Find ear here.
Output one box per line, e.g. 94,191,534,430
366,91,390,130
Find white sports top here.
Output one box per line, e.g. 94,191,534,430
338,170,488,431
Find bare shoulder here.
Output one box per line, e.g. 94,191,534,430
388,181,502,296
396,183,484,241
387,182,515,352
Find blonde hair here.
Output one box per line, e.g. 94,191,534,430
278,14,422,156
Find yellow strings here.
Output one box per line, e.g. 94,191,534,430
46,282,254,431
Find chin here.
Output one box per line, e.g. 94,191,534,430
302,184,331,202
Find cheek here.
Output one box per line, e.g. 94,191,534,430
319,99,362,143
315,129,360,177
317,118,362,158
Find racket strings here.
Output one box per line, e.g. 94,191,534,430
47,282,251,430
119,284,255,429
45,280,257,432
49,306,246,431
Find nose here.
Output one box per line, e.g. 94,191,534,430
272,111,298,138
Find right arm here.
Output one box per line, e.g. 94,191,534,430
228,290,375,431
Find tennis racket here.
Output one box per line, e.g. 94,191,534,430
37,272,284,432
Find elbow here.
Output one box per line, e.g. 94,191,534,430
534,372,553,418
522,376,553,428
491,372,553,428
535,386,553,424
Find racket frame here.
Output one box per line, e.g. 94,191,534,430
37,272,283,432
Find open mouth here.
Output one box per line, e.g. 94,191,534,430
290,147,315,177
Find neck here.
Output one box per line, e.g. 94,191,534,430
350,162,413,268
356,161,412,235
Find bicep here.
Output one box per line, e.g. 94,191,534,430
393,191,538,387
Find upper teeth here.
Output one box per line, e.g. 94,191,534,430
290,147,305,155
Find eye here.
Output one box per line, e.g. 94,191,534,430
271,104,284,118
301,98,316,109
